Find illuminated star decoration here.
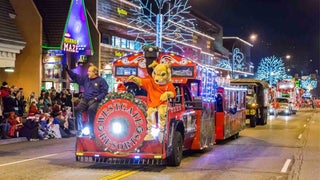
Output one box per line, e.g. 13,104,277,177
128,0,195,52
256,55,287,86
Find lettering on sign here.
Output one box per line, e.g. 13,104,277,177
64,37,77,44
63,37,78,53
95,99,146,152
63,43,78,53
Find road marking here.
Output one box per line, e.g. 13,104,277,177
100,169,139,180
0,154,58,167
281,159,292,173
298,134,302,140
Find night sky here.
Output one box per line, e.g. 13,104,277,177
191,0,320,76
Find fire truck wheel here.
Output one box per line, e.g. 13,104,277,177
233,132,239,139
167,131,183,166
250,116,257,128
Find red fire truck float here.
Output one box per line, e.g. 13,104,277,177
275,80,303,114
75,49,246,166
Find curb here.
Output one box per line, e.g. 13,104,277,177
0,137,28,145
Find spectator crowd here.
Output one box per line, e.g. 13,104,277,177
0,81,78,141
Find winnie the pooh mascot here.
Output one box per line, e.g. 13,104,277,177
129,61,176,141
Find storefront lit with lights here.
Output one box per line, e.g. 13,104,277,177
41,0,93,92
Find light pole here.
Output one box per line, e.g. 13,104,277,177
269,71,274,86
283,54,291,76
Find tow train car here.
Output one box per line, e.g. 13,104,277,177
75,50,246,166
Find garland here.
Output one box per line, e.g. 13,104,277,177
100,92,148,117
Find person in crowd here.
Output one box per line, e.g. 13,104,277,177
43,91,52,111
65,63,108,138
25,92,37,114
7,111,23,137
50,104,74,138
21,112,41,141
0,82,11,139
60,88,73,107
0,120,10,139
39,90,46,100
15,89,25,116
37,97,49,113
1,82,15,118
47,115,61,139
28,101,38,114
271,98,280,117
0,82,10,97
38,113,50,140
50,89,60,105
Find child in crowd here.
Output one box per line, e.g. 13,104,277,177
7,111,23,137
38,113,50,140
21,112,41,141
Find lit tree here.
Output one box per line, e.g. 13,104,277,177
128,0,195,51
256,55,287,86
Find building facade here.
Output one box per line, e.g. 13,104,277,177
0,0,254,96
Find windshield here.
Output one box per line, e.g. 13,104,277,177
275,98,289,103
246,95,256,104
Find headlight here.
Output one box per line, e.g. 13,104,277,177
111,122,122,134
81,127,90,136
151,127,160,137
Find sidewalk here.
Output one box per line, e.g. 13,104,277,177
0,137,28,145
0,129,77,145
290,109,320,180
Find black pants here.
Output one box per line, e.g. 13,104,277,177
75,98,99,132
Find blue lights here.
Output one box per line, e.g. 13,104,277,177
128,0,195,52
256,56,287,86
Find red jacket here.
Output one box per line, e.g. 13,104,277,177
0,87,10,97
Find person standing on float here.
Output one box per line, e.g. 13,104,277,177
65,63,108,138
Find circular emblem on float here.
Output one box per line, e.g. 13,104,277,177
94,99,147,152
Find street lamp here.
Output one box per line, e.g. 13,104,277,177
285,54,291,60
249,33,258,43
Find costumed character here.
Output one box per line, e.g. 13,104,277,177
129,61,176,141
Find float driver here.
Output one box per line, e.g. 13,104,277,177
65,63,108,138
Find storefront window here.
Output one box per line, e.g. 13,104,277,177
112,36,121,48
129,40,135,49
121,38,127,48
44,64,62,79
